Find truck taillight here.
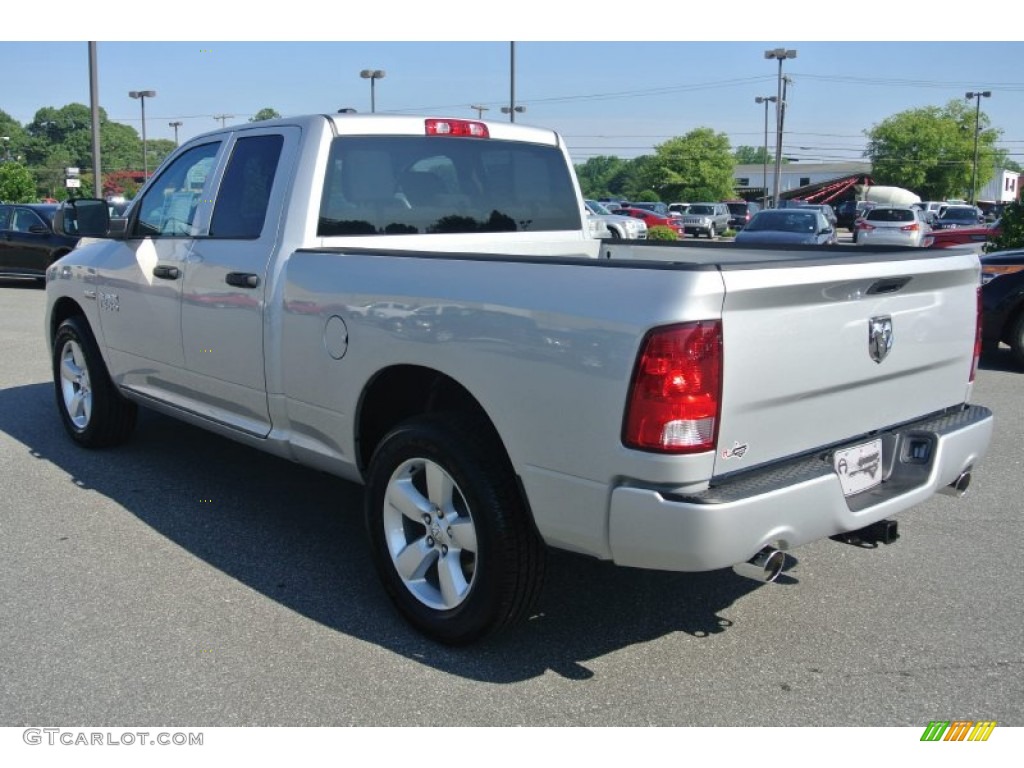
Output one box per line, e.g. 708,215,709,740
971,286,982,382
425,119,489,138
623,321,722,454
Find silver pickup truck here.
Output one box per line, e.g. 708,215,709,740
46,113,992,644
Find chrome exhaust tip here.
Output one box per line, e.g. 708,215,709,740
732,547,786,583
939,471,972,498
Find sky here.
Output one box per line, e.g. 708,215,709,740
2,4,1022,168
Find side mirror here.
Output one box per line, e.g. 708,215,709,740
54,198,119,239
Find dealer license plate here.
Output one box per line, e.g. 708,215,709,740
833,439,883,497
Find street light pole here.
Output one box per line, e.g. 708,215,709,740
764,48,796,207
755,96,777,209
508,41,517,122
360,69,385,113
168,121,183,145
128,90,156,178
965,90,992,205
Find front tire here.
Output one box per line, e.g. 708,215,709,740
364,412,545,644
53,316,137,448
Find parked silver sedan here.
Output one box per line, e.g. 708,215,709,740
854,206,930,247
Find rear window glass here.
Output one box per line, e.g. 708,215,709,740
866,208,914,223
318,136,581,236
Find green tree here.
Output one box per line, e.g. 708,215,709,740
574,155,628,199
0,109,29,164
250,107,282,122
985,200,1024,252
640,128,735,202
619,155,660,200
866,99,1001,200
0,161,37,202
734,145,769,164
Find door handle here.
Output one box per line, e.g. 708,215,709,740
153,265,180,280
225,272,260,288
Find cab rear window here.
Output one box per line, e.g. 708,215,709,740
317,136,581,236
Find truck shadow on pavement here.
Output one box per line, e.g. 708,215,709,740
979,346,1023,374
1,382,786,683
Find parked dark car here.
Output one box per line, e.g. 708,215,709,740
933,205,984,230
725,200,761,230
980,248,1024,368
836,200,859,230
0,203,80,283
733,209,836,246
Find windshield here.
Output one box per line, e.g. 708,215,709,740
688,205,714,215
586,200,611,215
940,207,978,221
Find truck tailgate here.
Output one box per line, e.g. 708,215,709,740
713,250,980,477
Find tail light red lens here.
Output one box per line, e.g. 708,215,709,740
623,321,723,453
971,286,982,383
856,220,874,231
424,119,489,138
900,223,920,232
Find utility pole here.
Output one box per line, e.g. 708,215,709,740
168,121,183,145
965,90,992,205
89,43,102,198
764,48,796,207
213,114,235,128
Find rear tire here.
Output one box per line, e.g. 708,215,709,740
53,316,137,448
364,412,545,645
1009,312,1024,370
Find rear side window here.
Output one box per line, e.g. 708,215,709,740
317,136,581,236
866,208,914,223
210,134,284,238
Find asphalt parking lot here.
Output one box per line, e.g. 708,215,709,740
1,278,1022,727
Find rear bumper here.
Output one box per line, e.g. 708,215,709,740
608,405,993,571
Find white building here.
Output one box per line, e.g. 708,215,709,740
977,169,1020,204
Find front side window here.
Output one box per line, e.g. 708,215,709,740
133,142,221,237
318,136,581,236
11,208,46,233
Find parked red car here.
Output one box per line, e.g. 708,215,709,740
619,207,684,237
925,219,1002,248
